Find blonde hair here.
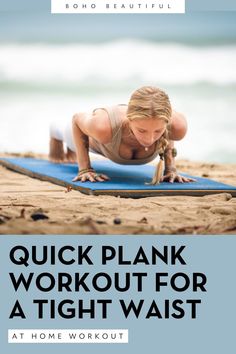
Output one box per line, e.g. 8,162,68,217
127,86,172,124
127,86,172,185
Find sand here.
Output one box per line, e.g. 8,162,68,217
0,153,236,235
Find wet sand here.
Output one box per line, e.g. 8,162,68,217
0,153,236,235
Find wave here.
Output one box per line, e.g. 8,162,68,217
0,40,236,88
1,80,236,96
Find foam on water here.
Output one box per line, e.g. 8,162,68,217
0,40,236,87
0,40,235,163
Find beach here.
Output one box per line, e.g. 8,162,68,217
1,153,236,235
0,10,236,236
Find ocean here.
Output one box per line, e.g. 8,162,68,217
0,11,236,163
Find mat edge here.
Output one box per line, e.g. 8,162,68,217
1,158,236,198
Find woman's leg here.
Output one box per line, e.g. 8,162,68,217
49,138,65,162
66,148,77,163
49,123,66,162
64,123,77,163
49,121,77,163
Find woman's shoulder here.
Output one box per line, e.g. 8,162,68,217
93,104,128,124
89,108,112,144
93,103,127,114
169,110,187,141
72,108,112,144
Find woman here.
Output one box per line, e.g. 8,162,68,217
49,86,195,184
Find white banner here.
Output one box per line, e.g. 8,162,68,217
51,0,185,14
8,329,128,344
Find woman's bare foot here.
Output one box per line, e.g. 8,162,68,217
49,137,65,163
66,148,77,163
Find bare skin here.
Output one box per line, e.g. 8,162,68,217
50,105,195,183
49,137,65,163
49,139,76,163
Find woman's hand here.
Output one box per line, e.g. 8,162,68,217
72,169,110,183
160,170,196,183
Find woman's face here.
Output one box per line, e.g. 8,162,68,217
129,118,167,148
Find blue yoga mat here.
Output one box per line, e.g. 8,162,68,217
1,157,236,197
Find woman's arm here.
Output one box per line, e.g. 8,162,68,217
72,113,92,172
161,111,195,183
72,111,112,182
161,140,178,183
